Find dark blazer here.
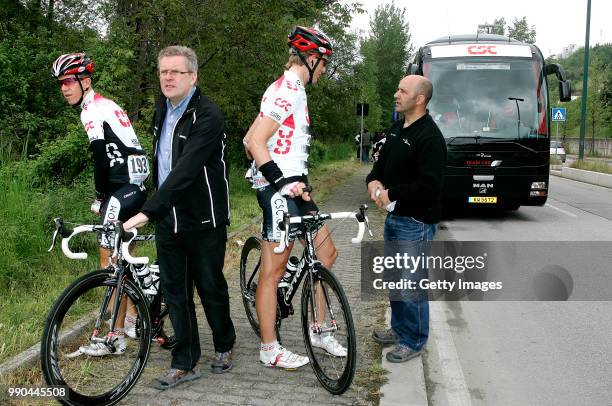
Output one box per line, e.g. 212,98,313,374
141,87,230,232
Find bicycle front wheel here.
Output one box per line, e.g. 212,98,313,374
41,270,151,406
301,264,356,395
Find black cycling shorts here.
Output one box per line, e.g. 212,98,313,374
99,183,146,249
256,184,320,243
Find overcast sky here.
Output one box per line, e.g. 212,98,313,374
346,0,611,58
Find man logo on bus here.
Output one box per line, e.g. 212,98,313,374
467,45,497,55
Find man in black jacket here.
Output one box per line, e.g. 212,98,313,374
366,75,446,363
123,45,235,389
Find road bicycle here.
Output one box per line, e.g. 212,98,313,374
41,218,175,405
240,203,370,395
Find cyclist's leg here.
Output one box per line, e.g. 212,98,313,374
255,185,309,368
310,224,347,356
256,240,293,344
100,185,146,332
116,184,147,336
312,224,338,270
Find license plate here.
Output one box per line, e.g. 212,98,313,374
468,196,498,204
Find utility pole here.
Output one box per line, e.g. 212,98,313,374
578,0,591,160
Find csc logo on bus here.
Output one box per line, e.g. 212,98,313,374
467,45,497,55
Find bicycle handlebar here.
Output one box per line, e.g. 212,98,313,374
121,229,149,265
49,218,149,264
61,225,95,259
273,204,370,254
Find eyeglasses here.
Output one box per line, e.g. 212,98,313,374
57,77,80,87
158,70,193,78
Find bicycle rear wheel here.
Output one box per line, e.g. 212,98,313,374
41,270,151,405
239,236,282,341
301,264,356,395
240,237,263,336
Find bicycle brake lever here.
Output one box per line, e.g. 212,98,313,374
48,228,59,252
48,218,66,252
365,216,373,237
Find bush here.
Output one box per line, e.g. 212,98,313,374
30,125,91,185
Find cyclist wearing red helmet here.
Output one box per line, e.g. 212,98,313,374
52,53,149,356
243,26,346,369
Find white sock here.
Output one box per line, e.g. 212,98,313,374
260,341,280,353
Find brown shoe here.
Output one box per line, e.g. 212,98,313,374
211,349,233,374
152,368,201,390
386,344,422,363
372,328,400,345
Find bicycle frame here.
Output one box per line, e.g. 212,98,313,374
275,205,369,326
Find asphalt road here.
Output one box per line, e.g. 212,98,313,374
426,175,612,406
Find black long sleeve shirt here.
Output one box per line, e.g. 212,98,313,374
366,113,447,224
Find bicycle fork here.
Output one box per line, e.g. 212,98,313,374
91,273,125,342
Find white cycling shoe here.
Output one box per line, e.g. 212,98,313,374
67,332,126,358
260,346,309,369
310,333,348,357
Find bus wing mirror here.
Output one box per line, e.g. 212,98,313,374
545,63,571,102
407,63,419,75
559,80,571,102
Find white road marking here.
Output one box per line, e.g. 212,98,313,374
545,203,577,217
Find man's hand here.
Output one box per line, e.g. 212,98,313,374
374,188,391,209
367,180,384,201
90,199,103,216
123,212,149,231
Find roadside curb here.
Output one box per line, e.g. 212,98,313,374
550,167,612,189
380,308,428,406
0,342,41,376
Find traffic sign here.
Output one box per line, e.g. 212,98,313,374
356,103,369,116
552,107,566,122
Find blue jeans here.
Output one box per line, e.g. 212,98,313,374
384,214,437,351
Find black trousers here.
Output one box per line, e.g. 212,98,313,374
155,222,236,370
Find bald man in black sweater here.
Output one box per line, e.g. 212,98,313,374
366,75,446,363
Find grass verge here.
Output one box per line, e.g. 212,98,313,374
570,159,612,175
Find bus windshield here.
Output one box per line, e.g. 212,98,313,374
425,58,548,140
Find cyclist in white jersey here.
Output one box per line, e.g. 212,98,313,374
243,27,347,370
53,53,150,356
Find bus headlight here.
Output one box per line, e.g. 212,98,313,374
531,182,547,190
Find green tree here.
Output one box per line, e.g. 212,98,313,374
354,38,382,132
368,3,412,127
478,17,506,35
507,16,536,44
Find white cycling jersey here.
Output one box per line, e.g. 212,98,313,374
80,91,149,186
251,70,310,189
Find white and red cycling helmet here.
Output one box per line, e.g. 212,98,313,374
52,53,94,78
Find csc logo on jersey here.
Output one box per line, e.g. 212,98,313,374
467,45,497,55
274,98,292,112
